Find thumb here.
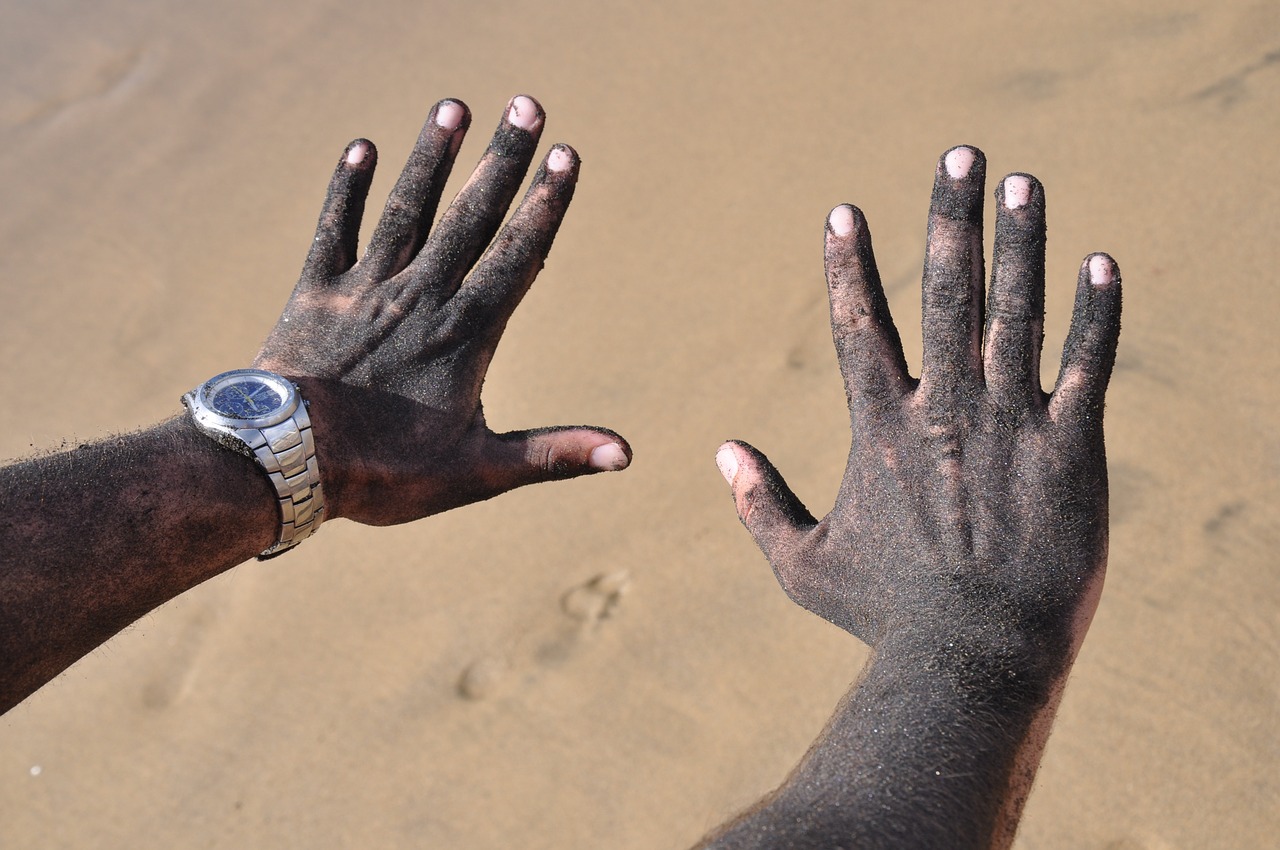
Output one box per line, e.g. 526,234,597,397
486,426,631,492
716,440,815,563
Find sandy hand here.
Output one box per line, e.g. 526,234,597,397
255,96,630,526
716,146,1122,684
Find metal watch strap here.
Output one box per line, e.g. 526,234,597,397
236,402,325,560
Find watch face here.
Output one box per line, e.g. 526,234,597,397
197,369,295,424
210,378,284,418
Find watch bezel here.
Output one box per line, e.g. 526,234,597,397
185,369,299,431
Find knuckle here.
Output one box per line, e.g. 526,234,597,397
446,196,487,231
435,294,493,345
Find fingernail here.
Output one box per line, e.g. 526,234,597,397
715,446,739,485
547,145,573,173
828,205,856,236
346,141,369,166
1088,254,1114,287
945,146,976,180
589,443,629,472
435,100,465,131
507,95,542,131
1003,175,1031,210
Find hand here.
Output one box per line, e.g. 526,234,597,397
255,96,630,526
716,147,1121,682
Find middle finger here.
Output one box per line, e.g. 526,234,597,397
918,145,987,399
405,94,546,301
360,98,473,279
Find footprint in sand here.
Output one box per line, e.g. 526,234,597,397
456,570,632,701
537,569,632,667
456,655,510,701
559,570,631,628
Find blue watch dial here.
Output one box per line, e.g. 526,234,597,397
210,379,284,418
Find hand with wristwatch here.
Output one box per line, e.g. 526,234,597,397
1,95,630,713
184,95,631,559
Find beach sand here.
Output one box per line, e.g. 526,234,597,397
0,1,1276,847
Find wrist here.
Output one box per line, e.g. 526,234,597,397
182,369,329,556
874,617,1067,717
165,415,282,560
281,376,351,522
870,561,1105,706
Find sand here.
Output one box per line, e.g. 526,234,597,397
0,0,1276,847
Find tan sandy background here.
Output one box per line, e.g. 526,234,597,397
1,1,1277,847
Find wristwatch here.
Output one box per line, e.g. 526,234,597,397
182,369,325,560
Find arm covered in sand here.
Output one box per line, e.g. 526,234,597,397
0,96,630,715
699,148,1121,849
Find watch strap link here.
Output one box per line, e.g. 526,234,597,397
236,402,325,560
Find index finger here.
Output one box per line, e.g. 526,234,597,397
1049,254,1122,424
443,143,581,345
825,204,911,414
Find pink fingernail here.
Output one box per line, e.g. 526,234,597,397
715,446,739,484
507,95,542,131
547,146,573,173
435,100,465,131
589,443,629,471
945,147,976,180
346,141,369,166
828,205,856,236
1003,175,1032,210
1088,255,1114,287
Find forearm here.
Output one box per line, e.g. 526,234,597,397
0,416,277,712
699,630,1066,850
